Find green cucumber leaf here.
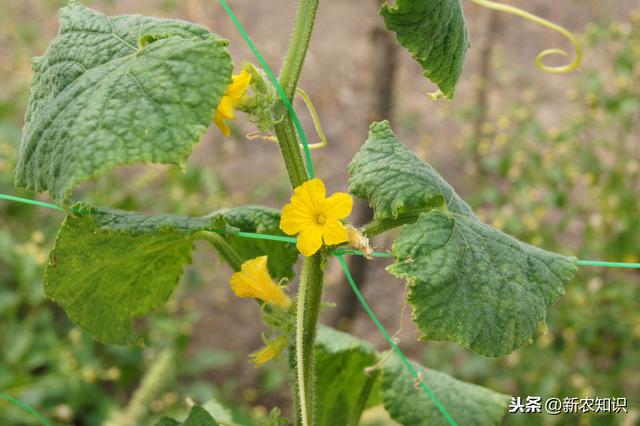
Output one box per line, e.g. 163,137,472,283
315,326,381,426
46,203,296,345
348,121,473,222
15,1,232,203
46,204,209,345
155,405,220,426
200,398,234,424
315,327,510,426
349,121,577,356
380,0,469,98
381,357,510,426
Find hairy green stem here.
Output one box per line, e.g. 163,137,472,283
274,115,308,187
272,1,323,425
279,0,318,102
274,0,319,188
295,252,325,426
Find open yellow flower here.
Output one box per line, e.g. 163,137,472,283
250,336,288,367
280,178,353,257
229,256,292,309
214,70,251,137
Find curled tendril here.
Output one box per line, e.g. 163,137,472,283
246,131,278,142
468,0,583,73
363,284,408,375
245,87,328,150
364,336,399,374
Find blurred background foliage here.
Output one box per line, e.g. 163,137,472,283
0,0,638,425
419,14,640,426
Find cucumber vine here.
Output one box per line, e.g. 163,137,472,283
9,0,594,425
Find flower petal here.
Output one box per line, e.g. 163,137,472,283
244,254,269,275
250,336,288,367
216,96,234,119
280,203,314,235
229,256,291,308
291,178,326,213
214,113,231,137
229,270,256,298
322,219,348,246
227,70,251,99
324,192,353,220
297,225,323,257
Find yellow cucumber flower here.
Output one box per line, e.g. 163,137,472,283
280,178,353,257
214,70,251,137
250,336,288,367
229,256,292,309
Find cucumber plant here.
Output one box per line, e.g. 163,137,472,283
14,1,582,424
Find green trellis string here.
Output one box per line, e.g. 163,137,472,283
2,193,460,425
2,193,640,426
3,193,640,424
4,195,635,272
211,0,640,273
6,194,639,270
0,392,51,426
0,193,65,212
335,254,458,425
218,0,315,179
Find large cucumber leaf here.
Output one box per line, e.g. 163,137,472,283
46,203,297,345
15,1,232,203
381,357,510,426
348,121,577,356
155,405,219,426
315,327,510,425
380,0,469,98
315,326,381,426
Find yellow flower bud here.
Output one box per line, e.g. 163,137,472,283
229,256,292,309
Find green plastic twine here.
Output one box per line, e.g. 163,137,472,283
577,259,640,269
335,254,458,426
5,190,640,426
0,193,65,212
208,227,297,244
334,248,394,258
3,193,640,269
218,0,315,179
0,393,51,426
